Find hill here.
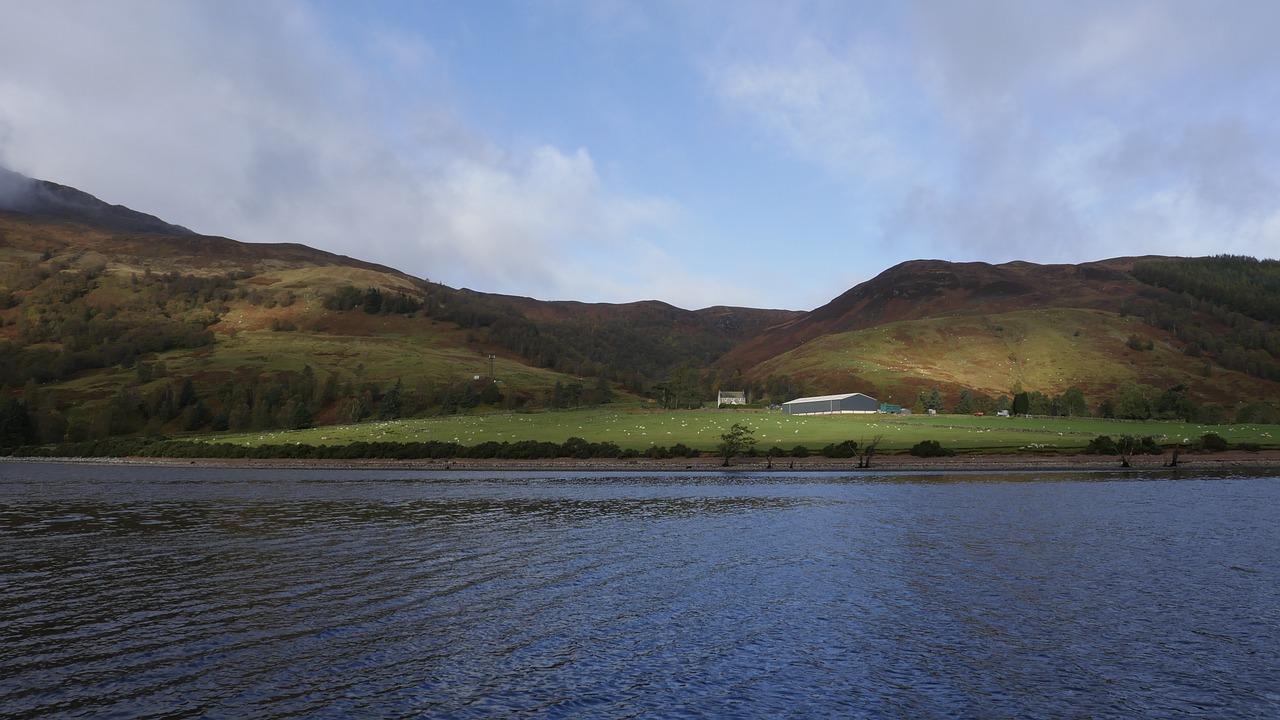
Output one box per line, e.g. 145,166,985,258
2,168,1278,447
719,257,1280,419
0,168,796,444
721,258,1141,368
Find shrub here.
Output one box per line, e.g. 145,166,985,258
1137,436,1164,455
821,441,857,458
1199,433,1229,453
909,439,954,458
1084,435,1117,455
669,443,698,458
643,446,670,459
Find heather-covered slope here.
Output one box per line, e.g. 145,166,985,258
718,258,1147,370
720,257,1280,414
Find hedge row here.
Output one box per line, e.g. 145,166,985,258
4,438,870,461
4,437,703,461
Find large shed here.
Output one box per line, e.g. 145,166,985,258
782,392,880,415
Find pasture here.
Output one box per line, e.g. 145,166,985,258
206,407,1279,454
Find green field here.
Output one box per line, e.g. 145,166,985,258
204,407,1279,454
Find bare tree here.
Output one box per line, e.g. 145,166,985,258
854,435,884,468
1116,434,1138,468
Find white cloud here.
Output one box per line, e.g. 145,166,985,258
703,13,910,187
710,40,881,170
704,0,1280,266
415,144,680,299
0,0,694,305
4,0,1279,313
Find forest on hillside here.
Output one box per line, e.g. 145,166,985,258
322,283,758,394
0,260,225,383
1132,255,1280,324
1132,255,1280,382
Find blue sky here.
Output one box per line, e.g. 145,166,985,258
2,1,1278,310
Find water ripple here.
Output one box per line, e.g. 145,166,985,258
2,465,1278,718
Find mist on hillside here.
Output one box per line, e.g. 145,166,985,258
0,166,193,235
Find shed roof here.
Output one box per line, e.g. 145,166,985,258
782,392,875,405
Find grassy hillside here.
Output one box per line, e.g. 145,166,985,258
718,258,1144,370
747,307,1272,411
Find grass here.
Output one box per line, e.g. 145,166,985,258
202,407,1280,454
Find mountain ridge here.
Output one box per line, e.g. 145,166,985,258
716,256,1165,371
2,168,1277,442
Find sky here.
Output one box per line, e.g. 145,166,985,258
1,1,1278,311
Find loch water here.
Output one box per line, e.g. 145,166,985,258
2,461,1278,719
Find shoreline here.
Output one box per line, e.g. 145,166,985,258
7,450,1280,473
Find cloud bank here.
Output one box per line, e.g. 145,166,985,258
704,0,1280,266
0,1,723,305
2,0,1277,310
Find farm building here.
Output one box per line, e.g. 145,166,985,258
782,392,880,415
718,391,747,406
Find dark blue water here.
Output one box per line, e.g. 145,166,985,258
1,462,1278,718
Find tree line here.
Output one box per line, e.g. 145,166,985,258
1,357,631,445
913,380,1262,424
3,436,699,460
